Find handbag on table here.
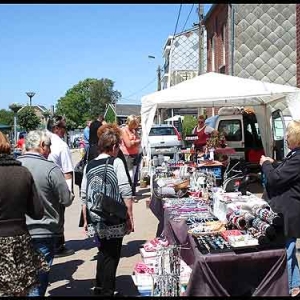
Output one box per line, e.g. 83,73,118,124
90,157,128,225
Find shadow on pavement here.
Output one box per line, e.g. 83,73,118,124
47,278,94,296
121,239,146,258
116,274,139,296
48,259,95,296
49,259,85,284
64,237,97,252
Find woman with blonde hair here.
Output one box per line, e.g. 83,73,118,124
119,115,141,196
0,132,49,296
81,123,134,296
260,120,300,297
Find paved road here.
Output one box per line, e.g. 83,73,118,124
46,150,157,296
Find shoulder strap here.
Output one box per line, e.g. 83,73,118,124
102,156,116,193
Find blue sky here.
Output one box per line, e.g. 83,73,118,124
0,4,211,111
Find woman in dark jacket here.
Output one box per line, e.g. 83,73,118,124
0,132,49,296
260,120,300,297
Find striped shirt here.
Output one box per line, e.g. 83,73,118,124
81,153,132,239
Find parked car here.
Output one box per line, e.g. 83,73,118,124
148,124,184,157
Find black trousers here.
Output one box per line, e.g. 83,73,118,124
55,205,65,250
95,237,123,296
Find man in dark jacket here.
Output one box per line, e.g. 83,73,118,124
260,120,300,297
18,130,74,296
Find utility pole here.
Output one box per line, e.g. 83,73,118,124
198,4,204,76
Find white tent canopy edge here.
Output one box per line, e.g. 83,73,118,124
165,115,185,122
141,72,300,158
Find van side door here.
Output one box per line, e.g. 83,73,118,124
217,115,245,160
271,109,287,161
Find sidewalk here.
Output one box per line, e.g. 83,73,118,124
46,150,157,296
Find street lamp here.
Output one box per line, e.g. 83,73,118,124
148,55,163,91
26,91,36,106
9,103,23,145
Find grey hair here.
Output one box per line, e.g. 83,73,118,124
25,130,51,151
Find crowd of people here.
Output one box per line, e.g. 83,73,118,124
0,113,141,296
1,112,300,296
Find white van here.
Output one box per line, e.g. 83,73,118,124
205,107,265,164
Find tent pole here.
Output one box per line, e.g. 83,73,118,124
171,108,174,125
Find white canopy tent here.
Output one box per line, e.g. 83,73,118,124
141,72,300,157
164,115,185,122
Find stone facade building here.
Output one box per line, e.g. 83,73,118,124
202,3,297,116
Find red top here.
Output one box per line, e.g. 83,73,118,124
193,126,209,149
17,138,25,149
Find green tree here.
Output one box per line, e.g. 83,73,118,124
90,79,121,118
56,78,94,128
182,115,197,138
105,105,116,123
0,109,14,125
56,78,121,128
17,106,41,132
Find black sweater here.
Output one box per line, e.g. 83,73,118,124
0,164,44,237
262,149,300,238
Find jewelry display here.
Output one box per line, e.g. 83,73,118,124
252,207,283,227
194,233,233,254
251,217,276,239
152,245,182,296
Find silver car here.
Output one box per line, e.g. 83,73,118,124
148,124,184,157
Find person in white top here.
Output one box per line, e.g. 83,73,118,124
47,115,75,258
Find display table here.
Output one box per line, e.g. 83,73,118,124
187,241,288,296
215,146,236,155
163,210,289,297
149,172,289,296
149,190,165,237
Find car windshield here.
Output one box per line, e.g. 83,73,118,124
149,127,176,136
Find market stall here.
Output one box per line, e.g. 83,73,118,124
139,160,289,297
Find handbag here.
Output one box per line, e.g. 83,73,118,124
90,157,128,225
74,149,89,186
74,157,86,186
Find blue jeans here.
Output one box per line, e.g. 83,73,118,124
28,237,55,297
286,238,300,293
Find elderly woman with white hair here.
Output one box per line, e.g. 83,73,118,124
260,120,300,297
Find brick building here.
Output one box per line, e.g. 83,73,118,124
204,4,297,86
203,4,297,116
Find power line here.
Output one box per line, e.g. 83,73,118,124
173,4,182,39
122,77,157,99
181,4,195,33
119,97,139,102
